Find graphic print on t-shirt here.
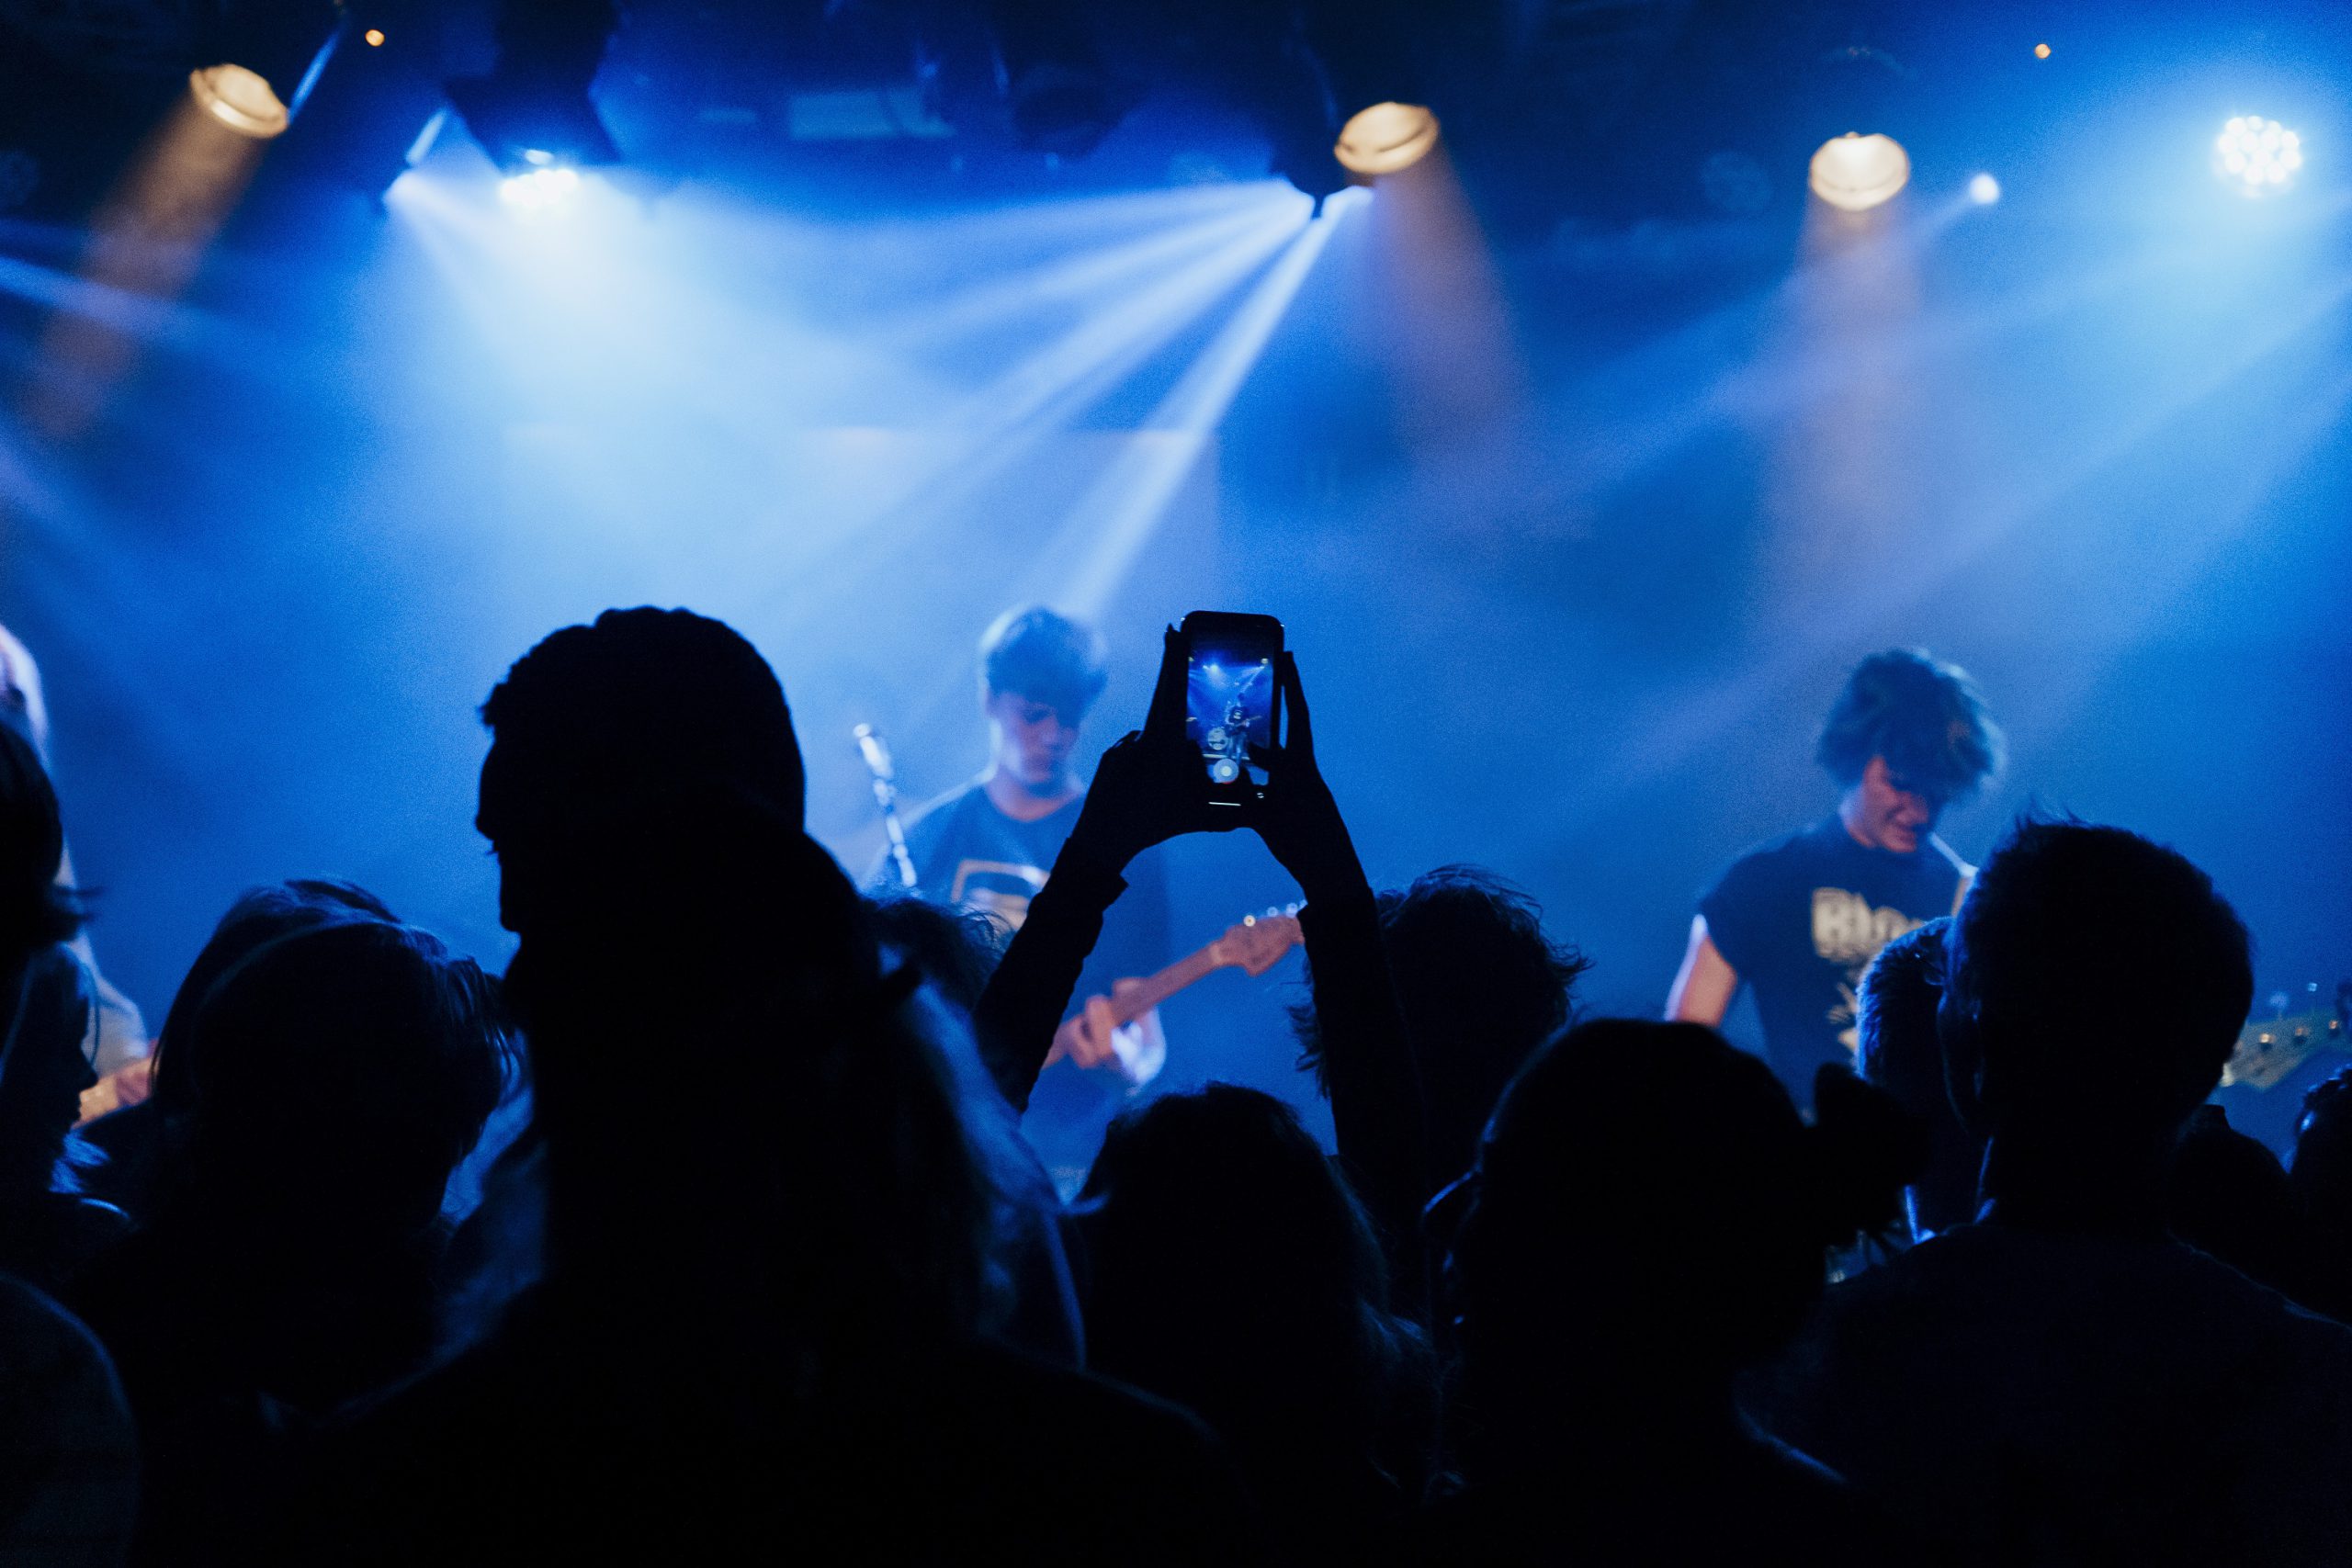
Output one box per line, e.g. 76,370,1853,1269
946,859,1050,931
1812,886,1933,1056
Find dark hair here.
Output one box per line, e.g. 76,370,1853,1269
1857,919,1978,1235
175,919,513,1232
479,607,805,848
1292,865,1589,1181
0,725,80,960
978,606,1107,721
1455,1021,1915,1399
865,896,1004,1018
152,879,399,1118
1079,1085,1410,1453
1816,649,2004,801
1944,818,2252,1145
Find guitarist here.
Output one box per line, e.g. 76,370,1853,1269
876,608,1172,1175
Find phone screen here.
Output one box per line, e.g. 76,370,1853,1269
1182,613,1282,799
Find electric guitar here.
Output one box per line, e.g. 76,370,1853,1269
1047,906,1305,1069
2218,983,2351,1092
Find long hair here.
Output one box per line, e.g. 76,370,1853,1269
0,726,79,966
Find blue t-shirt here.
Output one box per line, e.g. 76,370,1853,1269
1700,816,1966,1111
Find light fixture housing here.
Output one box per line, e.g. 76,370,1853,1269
1334,102,1440,176
188,0,347,140
1808,131,1911,212
447,0,621,175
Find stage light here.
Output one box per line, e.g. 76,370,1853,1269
187,0,347,140
1808,132,1910,212
499,164,582,209
189,64,291,139
1968,172,2001,205
2214,116,2301,195
447,0,621,176
1334,102,1440,176
366,28,385,47
2034,42,2052,60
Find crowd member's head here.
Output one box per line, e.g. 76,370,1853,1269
1940,818,2252,1218
1817,649,2004,854
0,724,77,964
1080,1085,1424,1545
168,919,509,1237
865,895,1003,1018
2165,1105,2311,1303
1293,865,1589,1186
1451,1021,1913,1457
0,624,50,757
478,607,805,942
977,606,1106,795
2294,1065,2352,1319
1856,919,1979,1237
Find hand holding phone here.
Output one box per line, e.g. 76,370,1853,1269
1250,649,1370,905
1064,625,1239,871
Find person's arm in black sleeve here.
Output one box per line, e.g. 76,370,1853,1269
1251,651,1430,1318
973,627,1235,1114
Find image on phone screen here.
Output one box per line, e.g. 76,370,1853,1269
1187,649,1275,790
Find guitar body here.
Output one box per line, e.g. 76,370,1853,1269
1047,908,1305,1072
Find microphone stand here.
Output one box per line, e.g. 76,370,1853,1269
854,723,919,891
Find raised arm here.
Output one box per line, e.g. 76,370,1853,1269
1250,652,1430,1315
972,627,1232,1111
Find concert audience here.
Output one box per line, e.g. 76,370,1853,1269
1432,1021,1915,1564
1290,864,1587,1195
1760,818,2352,1566
0,724,125,1299
72,915,507,1563
291,608,1250,1564
16,602,2352,1567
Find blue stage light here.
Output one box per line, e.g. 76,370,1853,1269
1968,173,2001,205
2215,116,2301,195
499,164,582,210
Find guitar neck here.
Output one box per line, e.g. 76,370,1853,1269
1102,945,1227,1028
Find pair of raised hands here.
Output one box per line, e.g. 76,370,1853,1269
1064,626,1367,907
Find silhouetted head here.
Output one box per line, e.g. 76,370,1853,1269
1293,865,1588,1186
978,606,1105,792
152,878,398,1120
171,919,511,1236
1940,819,2251,1190
478,608,805,937
1079,1085,1399,1449
2166,1104,2309,1301
0,725,77,962
2296,1066,2352,1244
1818,649,2003,853
865,895,1003,1018
1452,1021,1913,1436
1857,918,1978,1235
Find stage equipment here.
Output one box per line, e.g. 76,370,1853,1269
1334,102,1440,176
1807,131,1909,212
2214,116,2301,195
189,0,348,140
1968,172,2000,205
854,725,919,891
988,0,1133,158
447,0,620,175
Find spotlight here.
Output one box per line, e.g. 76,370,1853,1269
2034,42,2052,60
499,164,582,209
366,29,386,48
1334,102,1440,176
1968,172,2001,205
1808,131,1910,212
188,0,348,140
447,0,621,175
2214,116,2301,195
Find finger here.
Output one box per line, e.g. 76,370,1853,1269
1275,649,1313,759
1143,626,1188,744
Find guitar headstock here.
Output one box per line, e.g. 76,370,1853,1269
1212,904,1305,977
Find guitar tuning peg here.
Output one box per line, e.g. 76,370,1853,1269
1242,915,1256,927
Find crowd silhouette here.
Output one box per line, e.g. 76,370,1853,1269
0,604,2346,1564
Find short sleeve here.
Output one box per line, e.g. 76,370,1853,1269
1698,850,1781,980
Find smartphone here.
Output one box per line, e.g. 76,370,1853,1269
1180,611,1283,806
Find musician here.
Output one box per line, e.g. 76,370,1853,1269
1668,649,2003,1112
880,608,1172,1175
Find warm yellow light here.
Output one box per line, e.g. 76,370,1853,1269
2034,41,2052,59
365,28,386,46
1334,103,1441,176
187,63,289,139
1807,131,1910,211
